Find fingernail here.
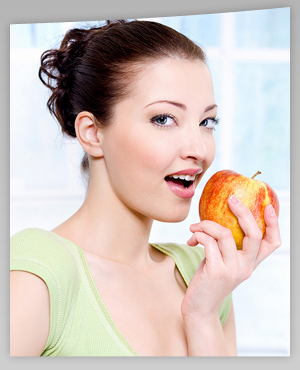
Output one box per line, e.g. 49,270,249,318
229,194,240,205
267,204,275,216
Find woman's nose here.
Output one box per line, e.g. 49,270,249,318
179,130,208,162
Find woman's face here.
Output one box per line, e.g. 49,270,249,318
100,58,217,222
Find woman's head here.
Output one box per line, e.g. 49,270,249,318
38,19,207,176
93,57,217,222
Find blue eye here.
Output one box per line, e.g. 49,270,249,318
200,116,220,130
150,114,176,127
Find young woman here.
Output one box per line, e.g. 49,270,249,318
10,19,281,356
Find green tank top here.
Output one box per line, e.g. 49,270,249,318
10,228,232,356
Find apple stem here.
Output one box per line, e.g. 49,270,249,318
251,171,261,179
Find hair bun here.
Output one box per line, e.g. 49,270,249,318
38,20,128,137
39,28,96,137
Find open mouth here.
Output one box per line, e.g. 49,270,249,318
164,169,202,199
164,175,195,189
164,173,198,199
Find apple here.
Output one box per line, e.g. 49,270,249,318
199,170,279,250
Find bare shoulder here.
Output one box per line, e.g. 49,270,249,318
10,270,50,356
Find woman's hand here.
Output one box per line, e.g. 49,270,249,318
181,194,281,321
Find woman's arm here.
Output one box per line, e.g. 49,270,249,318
222,302,238,355
182,196,281,356
182,302,237,356
10,271,50,356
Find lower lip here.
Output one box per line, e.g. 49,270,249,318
165,179,195,199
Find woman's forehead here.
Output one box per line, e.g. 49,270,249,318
125,58,214,103
111,58,215,121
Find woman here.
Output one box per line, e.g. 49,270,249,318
10,19,281,356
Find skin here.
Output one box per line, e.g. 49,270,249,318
10,58,281,356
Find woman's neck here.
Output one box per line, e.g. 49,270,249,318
52,174,154,268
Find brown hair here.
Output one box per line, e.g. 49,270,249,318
38,19,206,177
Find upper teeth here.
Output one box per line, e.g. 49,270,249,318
170,174,196,181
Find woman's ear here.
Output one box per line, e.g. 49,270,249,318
75,112,104,158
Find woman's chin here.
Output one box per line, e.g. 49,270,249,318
154,209,190,223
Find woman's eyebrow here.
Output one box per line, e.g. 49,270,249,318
144,100,217,112
204,104,218,112
144,100,187,110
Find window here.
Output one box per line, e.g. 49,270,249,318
10,8,290,355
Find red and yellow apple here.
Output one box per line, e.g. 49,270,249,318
199,170,279,250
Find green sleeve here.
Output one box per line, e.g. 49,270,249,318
10,228,80,353
151,243,232,326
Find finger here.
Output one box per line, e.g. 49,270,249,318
189,222,201,232
189,220,238,267
263,204,281,245
254,204,282,268
187,231,223,264
227,195,262,257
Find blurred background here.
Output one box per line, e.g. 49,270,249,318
10,8,290,356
